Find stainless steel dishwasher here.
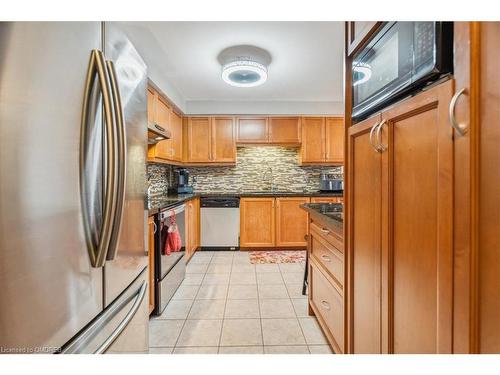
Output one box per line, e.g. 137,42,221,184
200,196,240,250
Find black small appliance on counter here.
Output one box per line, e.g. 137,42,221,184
168,168,194,194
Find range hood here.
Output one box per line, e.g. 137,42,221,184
148,123,171,144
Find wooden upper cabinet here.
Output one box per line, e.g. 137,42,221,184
240,198,275,248
156,95,171,133
186,117,211,162
185,117,236,164
147,87,156,128
300,117,326,164
236,117,269,143
169,110,183,162
211,117,236,163
268,117,301,144
325,117,344,163
275,197,310,247
147,85,183,164
346,22,383,56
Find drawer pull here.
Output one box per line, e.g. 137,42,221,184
320,254,331,262
321,300,331,310
320,228,330,234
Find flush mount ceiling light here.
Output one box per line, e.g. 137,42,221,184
217,45,272,88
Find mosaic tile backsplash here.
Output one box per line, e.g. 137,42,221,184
147,146,343,197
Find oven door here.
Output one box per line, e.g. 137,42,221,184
158,204,186,277
154,203,186,315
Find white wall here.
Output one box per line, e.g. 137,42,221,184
185,100,344,115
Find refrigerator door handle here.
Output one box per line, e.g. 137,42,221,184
80,49,119,268
94,281,147,354
60,280,147,354
105,60,127,261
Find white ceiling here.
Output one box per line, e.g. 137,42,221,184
118,22,345,115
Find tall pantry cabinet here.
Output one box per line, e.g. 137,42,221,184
344,21,500,354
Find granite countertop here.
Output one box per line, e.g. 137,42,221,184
147,190,344,215
300,202,344,233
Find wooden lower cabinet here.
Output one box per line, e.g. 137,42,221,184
240,198,275,248
275,197,310,247
346,80,454,353
240,197,311,248
307,214,345,353
148,215,156,314
309,260,344,353
185,198,200,261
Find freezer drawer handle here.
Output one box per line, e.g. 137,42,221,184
94,281,147,354
105,60,127,261
80,49,119,268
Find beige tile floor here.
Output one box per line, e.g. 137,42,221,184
149,251,333,354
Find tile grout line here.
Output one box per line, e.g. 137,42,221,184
280,266,311,354
171,252,213,352
216,252,235,353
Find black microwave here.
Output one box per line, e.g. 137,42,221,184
352,22,453,120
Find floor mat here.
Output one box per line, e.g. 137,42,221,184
249,250,306,264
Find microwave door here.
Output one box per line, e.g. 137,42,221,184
352,22,415,118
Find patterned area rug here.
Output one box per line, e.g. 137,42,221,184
249,250,306,264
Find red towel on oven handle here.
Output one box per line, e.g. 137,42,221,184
164,209,182,255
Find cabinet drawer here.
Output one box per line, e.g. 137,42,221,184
310,262,344,351
310,229,343,289
310,220,343,252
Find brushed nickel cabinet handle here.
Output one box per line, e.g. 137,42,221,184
369,121,380,152
375,119,387,152
320,228,330,234
321,300,331,310
153,221,157,234
449,88,468,136
320,254,331,262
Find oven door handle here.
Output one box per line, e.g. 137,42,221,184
162,204,185,217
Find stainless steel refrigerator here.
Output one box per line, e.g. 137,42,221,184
0,22,149,353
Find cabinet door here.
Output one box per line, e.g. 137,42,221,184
154,96,173,160
148,216,155,314
147,86,156,128
194,198,200,250
170,110,183,162
236,117,268,143
381,80,454,354
240,198,275,247
185,200,195,261
300,117,325,163
275,197,310,247
212,117,236,163
269,117,301,144
187,117,212,162
347,114,383,354
325,117,344,164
